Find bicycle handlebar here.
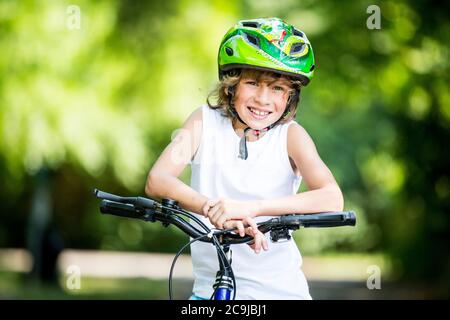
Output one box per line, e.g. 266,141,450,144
95,189,356,245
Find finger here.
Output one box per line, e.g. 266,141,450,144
217,214,229,230
202,199,216,216
223,220,232,230
224,220,237,230
236,221,245,237
207,198,222,208
211,205,224,221
223,221,245,237
204,199,215,215
210,214,222,229
261,233,269,251
203,198,221,216
245,226,255,237
244,216,259,234
210,208,224,226
207,204,221,219
253,233,262,253
202,203,211,217
244,227,259,252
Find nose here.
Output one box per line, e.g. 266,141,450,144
254,85,271,106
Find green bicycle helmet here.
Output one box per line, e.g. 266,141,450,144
218,17,315,86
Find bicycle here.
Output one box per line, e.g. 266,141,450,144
94,189,356,300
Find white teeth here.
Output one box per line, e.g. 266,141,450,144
249,108,269,116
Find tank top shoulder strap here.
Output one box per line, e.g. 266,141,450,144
279,120,295,147
274,120,297,174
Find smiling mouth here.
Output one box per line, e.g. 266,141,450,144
247,107,272,120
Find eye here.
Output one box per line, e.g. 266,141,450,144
273,86,285,92
245,80,258,86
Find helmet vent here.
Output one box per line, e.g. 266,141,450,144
292,28,304,38
243,32,260,48
242,21,259,28
290,43,305,55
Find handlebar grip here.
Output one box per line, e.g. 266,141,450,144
279,211,356,228
100,200,146,220
94,189,157,209
303,211,356,227
95,189,123,202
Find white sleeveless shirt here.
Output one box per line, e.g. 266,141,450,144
189,104,311,300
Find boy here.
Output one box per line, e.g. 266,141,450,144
145,18,343,299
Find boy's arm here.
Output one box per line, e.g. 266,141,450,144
254,122,344,216
145,107,207,215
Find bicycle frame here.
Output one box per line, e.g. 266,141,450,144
94,189,356,300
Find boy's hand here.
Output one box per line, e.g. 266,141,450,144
202,198,259,229
223,218,269,254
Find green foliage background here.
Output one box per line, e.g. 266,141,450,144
0,0,448,290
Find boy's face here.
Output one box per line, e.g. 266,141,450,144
234,72,292,130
